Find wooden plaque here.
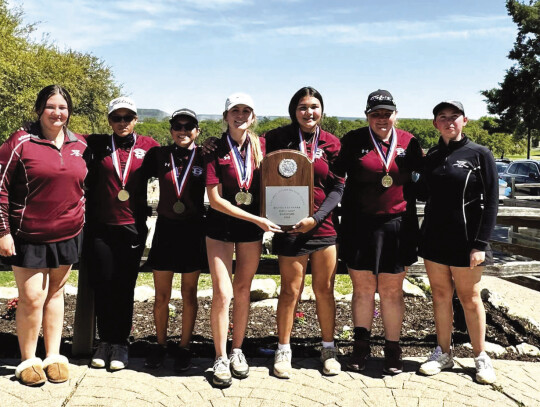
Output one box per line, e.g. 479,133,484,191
260,150,314,231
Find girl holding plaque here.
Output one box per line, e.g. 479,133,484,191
205,93,281,387
263,86,345,379
85,97,159,371
417,101,498,384
140,108,206,371
334,89,423,375
0,85,87,386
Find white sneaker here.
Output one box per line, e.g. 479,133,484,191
229,349,249,378
212,357,232,387
320,347,341,376
475,352,496,384
419,346,454,376
273,348,292,379
109,344,129,371
91,342,110,368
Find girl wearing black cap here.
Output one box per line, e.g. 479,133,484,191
263,86,345,379
334,89,423,375
0,85,87,386
85,97,159,371
140,108,207,372
417,101,498,384
204,93,282,388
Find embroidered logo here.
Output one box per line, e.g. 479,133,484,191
453,160,471,169
71,150,82,157
314,149,323,159
192,166,203,176
164,162,171,168
222,154,231,161
134,148,146,159
396,147,406,156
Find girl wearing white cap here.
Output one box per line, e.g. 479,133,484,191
85,96,159,371
204,93,281,387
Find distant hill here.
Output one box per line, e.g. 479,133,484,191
138,109,169,121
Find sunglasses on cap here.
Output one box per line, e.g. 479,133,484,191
171,122,197,132
110,114,136,123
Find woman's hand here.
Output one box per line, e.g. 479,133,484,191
257,217,283,233
0,234,16,257
469,249,485,269
201,137,219,155
290,217,317,234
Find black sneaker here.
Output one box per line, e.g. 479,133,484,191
347,338,370,372
145,344,167,369
174,347,193,373
383,341,403,375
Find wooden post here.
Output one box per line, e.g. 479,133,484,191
72,258,95,356
510,177,516,198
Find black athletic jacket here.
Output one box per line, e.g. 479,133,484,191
418,135,498,266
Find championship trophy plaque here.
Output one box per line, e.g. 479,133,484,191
261,150,313,231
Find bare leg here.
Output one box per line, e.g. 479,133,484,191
152,270,174,345
310,246,337,342
452,266,485,356
42,265,72,357
424,260,454,353
276,255,308,344
378,272,406,341
348,269,377,329
13,267,47,360
231,241,261,349
179,270,201,348
206,237,234,358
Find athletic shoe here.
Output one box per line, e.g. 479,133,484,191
347,338,370,372
320,347,341,375
145,343,167,369
475,352,496,384
273,348,292,379
383,341,403,375
229,349,249,378
419,346,454,376
91,342,110,368
109,344,129,371
174,347,193,373
212,357,232,387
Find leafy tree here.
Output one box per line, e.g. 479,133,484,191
481,0,540,158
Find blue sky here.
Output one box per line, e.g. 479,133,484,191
9,0,517,119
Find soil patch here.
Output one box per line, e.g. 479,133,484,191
1,295,539,362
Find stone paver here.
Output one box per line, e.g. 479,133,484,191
1,357,539,407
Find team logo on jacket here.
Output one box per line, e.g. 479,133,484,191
314,149,323,159
453,160,471,169
192,166,203,176
396,147,406,157
134,148,147,159
71,150,82,157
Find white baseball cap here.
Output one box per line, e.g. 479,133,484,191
225,92,255,111
108,97,137,115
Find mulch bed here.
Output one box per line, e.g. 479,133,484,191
1,295,539,362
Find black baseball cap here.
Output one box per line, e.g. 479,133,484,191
170,108,198,124
365,89,396,115
433,101,465,117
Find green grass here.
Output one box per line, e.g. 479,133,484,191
0,270,354,295
507,147,540,160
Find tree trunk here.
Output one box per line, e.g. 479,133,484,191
528,127,531,159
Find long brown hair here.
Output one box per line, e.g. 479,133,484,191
34,84,73,125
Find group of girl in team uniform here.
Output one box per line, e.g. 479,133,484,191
0,84,498,388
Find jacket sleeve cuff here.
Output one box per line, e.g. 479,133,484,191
472,240,488,251
0,230,11,239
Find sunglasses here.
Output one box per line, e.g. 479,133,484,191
171,122,197,132
110,114,136,123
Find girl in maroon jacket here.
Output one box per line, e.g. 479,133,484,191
264,87,345,379
0,85,88,386
85,97,159,371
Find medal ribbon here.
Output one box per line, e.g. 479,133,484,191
170,146,197,200
111,134,137,188
227,134,253,190
368,127,397,174
298,126,320,162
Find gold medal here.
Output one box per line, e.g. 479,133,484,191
173,200,185,214
243,191,253,206
235,191,246,205
381,174,393,188
118,189,130,201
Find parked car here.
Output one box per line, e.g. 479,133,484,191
495,158,510,175
500,159,540,195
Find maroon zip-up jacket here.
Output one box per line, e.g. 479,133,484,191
0,128,88,243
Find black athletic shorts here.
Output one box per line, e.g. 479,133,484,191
339,213,418,274
146,216,208,273
3,232,82,269
205,207,264,243
273,233,336,257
